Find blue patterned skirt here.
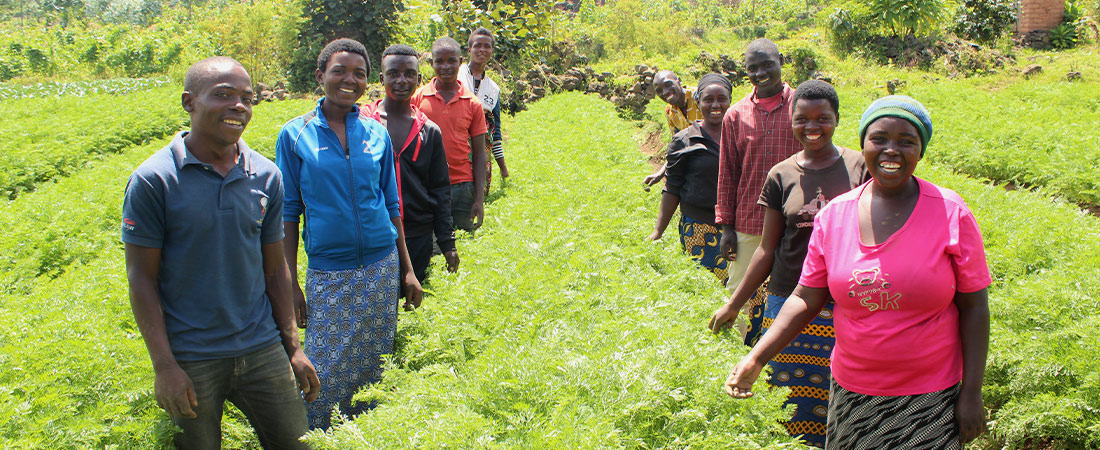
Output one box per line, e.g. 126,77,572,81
304,248,399,430
677,214,729,285
762,294,836,448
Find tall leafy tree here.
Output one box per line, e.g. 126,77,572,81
289,0,403,92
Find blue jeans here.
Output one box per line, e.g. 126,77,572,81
173,343,309,449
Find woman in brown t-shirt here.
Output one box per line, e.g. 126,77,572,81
708,80,868,448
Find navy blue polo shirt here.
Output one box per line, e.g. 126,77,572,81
121,132,284,361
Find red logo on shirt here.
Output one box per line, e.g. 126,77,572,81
123,217,136,232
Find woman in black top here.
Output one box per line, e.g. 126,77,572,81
649,73,733,285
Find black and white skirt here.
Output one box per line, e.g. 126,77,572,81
826,380,960,449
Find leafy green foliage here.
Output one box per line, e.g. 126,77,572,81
288,0,403,92
305,92,799,447
0,14,214,82
951,0,1017,45
906,69,1100,206
0,86,187,200
1051,22,1079,50
867,0,946,37
786,47,821,85
192,0,303,84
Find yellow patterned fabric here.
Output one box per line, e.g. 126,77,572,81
763,294,835,448
677,215,728,285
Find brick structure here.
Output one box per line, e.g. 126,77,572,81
1017,0,1064,34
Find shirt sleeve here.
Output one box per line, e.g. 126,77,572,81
662,137,688,197
949,206,992,293
758,168,782,210
715,110,741,225
798,209,830,288
260,169,286,244
121,171,165,248
470,100,488,137
490,101,504,153
377,130,401,219
275,124,303,223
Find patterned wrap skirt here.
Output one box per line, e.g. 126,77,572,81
677,214,729,285
304,248,400,430
827,380,961,449
762,294,836,448
678,214,764,346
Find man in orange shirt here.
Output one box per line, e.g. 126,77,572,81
412,37,488,233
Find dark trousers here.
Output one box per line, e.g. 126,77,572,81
172,343,309,449
406,232,435,282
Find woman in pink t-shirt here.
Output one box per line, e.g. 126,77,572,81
723,96,992,449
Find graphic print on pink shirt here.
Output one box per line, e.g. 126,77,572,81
848,268,901,312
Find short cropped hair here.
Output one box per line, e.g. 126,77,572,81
431,36,461,54
382,44,420,58
745,38,780,59
316,38,371,76
468,27,495,46
791,79,840,116
184,56,245,93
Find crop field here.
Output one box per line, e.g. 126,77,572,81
2,0,1100,443
1,78,1096,447
822,52,1100,210
0,86,187,200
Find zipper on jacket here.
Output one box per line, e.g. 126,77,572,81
333,124,365,268
346,147,365,268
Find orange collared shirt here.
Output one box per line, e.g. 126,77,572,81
411,78,488,184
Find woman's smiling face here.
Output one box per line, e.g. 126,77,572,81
697,84,731,128
316,51,368,109
862,116,922,190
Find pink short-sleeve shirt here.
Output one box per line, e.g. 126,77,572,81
799,177,992,396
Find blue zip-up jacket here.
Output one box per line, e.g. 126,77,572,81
276,99,400,270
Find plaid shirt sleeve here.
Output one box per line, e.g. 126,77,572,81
715,106,742,226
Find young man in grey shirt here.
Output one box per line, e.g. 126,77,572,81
122,56,319,448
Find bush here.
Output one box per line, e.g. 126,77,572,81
826,7,871,56
786,47,822,84
952,0,1017,45
1050,21,1079,49
868,0,947,36
197,0,302,85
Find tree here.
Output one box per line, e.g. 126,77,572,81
288,0,403,92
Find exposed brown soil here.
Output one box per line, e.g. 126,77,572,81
639,130,664,169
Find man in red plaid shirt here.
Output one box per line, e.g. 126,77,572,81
715,39,802,345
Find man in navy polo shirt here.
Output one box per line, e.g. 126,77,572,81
122,56,320,448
